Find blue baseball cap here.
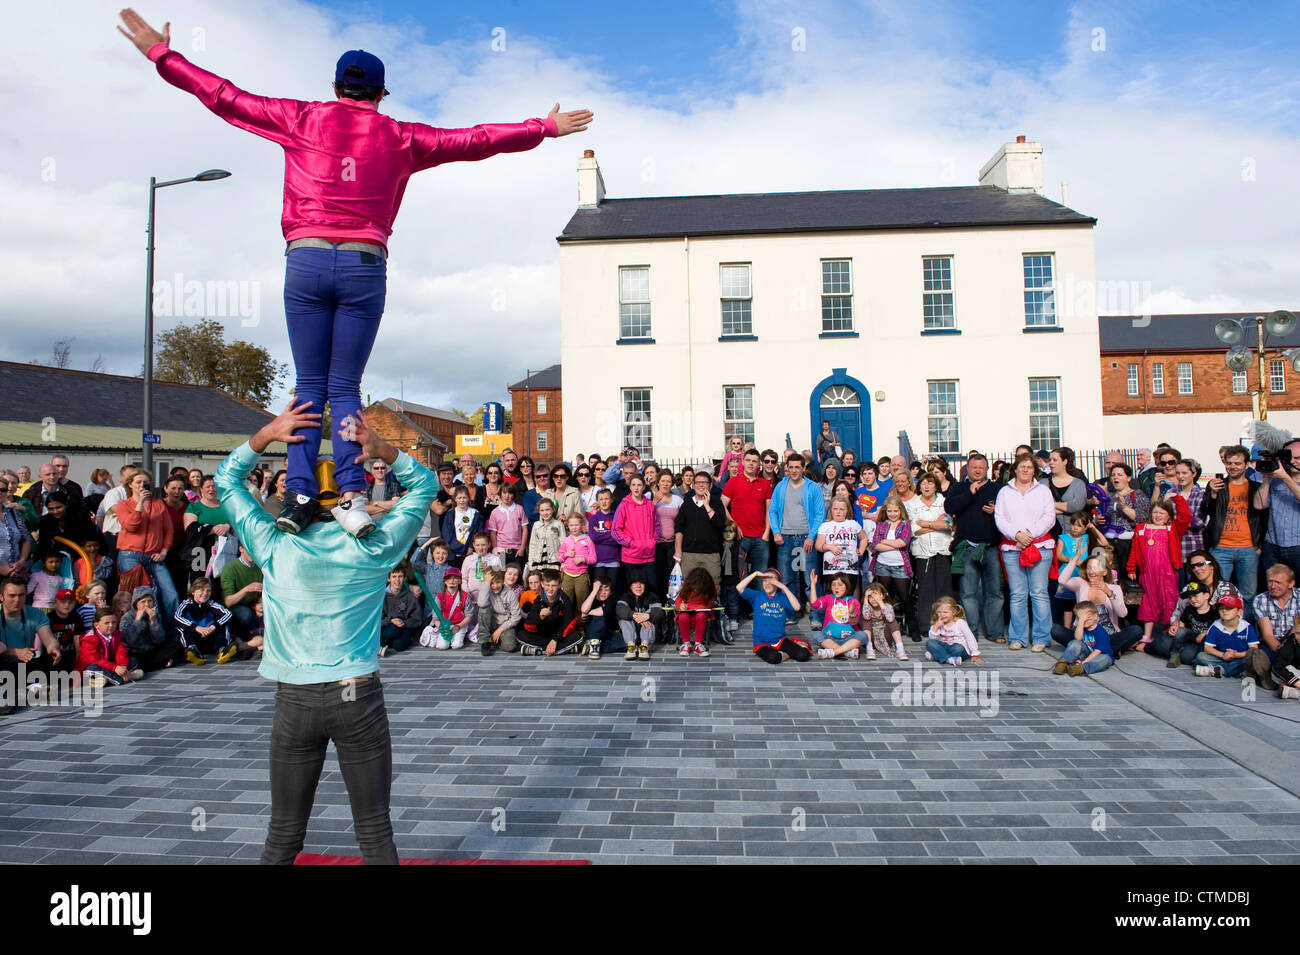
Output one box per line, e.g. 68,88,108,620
335,50,389,94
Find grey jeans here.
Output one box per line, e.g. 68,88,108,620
477,604,519,652
260,676,396,865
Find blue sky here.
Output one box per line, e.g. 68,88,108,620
2,0,1297,414
317,0,1299,131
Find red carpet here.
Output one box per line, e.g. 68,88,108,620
294,853,588,865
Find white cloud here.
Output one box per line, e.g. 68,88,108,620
3,0,1296,416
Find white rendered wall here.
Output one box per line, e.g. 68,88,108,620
560,222,1103,463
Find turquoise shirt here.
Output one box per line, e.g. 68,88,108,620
215,442,437,684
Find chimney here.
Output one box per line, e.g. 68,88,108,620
977,136,1043,195
577,149,605,208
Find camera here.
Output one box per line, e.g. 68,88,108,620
1256,447,1293,474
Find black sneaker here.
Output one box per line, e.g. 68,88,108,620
481,639,495,656
276,494,321,534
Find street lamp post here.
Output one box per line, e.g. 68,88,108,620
1216,310,1299,421
142,169,231,479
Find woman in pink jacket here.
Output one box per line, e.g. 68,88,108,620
119,9,592,537
612,474,658,594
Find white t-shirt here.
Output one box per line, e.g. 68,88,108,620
877,522,906,567
818,519,864,573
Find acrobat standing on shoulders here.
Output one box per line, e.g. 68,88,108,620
118,8,593,537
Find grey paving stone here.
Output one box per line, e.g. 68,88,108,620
2,645,1297,864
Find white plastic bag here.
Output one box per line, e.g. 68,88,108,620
666,561,683,599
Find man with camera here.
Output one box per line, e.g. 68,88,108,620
1253,438,1300,583
1201,445,1267,612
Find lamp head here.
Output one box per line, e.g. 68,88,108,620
1214,318,1245,345
1265,309,1297,338
194,169,232,182
1225,345,1254,373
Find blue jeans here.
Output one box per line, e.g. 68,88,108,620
1062,639,1113,673
775,533,810,612
116,550,178,625
726,536,770,618
958,544,1005,639
1260,541,1300,589
1194,651,1246,677
1002,549,1051,647
925,638,969,663
1210,546,1258,615
283,246,388,497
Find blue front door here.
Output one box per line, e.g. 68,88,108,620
820,406,860,462
810,371,872,465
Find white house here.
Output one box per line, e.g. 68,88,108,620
558,138,1105,465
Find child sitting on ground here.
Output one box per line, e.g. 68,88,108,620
674,567,718,658
809,572,866,660
421,568,470,649
581,575,619,660
519,568,581,656
737,568,809,664
1153,580,1217,668
478,568,522,657
1195,593,1257,678
1052,600,1112,676
925,596,982,667
1271,621,1300,700
120,586,179,672
379,567,422,657
45,588,82,680
76,608,143,688
174,577,236,665
861,581,907,660
616,579,662,661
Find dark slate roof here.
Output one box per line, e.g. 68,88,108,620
508,364,561,391
1099,312,1300,353
0,361,271,431
557,186,1095,242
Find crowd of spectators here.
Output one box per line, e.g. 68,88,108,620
2,427,1299,705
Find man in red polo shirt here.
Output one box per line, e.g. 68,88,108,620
722,448,773,631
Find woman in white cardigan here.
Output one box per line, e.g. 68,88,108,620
995,453,1057,651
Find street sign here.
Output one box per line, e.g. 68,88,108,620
143,433,161,444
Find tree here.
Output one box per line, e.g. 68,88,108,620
51,337,73,369
154,318,287,408
88,354,106,374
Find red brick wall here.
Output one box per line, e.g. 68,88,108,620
1101,351,1300,414
361,403,448,468
510,386,563,463
404,410,472,452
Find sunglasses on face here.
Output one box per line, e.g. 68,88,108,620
1189,561,1210,569
1160,460,1177,468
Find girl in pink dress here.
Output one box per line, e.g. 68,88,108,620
1126,498,1190,650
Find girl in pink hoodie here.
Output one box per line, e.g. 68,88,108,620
119,9,592,535
612,474,658,592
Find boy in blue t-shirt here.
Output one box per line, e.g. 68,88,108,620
1052,600,1113,676
737,568,810,664
1195,593,1258,678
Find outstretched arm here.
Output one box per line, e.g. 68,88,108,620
409,104,593,171
119,8,304,145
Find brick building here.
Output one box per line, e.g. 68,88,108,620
1100,312,1300,415
509,365,562,461
1099,311,1300,467
360,398,472,468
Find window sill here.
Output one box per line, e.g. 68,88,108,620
818,331,859,339
920,328,961,336
1022,325,1063,333
615,337,656,345
718,334,758,342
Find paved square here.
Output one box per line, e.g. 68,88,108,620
2,637,1299,864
